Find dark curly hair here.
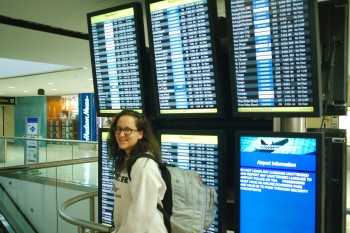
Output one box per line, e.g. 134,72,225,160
107,109,161,176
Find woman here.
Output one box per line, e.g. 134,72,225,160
107,109,167,233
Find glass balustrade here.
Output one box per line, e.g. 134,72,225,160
0,136,99,233
0,136,97,167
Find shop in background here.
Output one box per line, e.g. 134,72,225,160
47,96,78,140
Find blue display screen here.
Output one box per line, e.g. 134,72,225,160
239,136,317,233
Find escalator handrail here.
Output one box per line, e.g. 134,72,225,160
0,183,39,233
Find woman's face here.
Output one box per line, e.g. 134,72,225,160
115,115,144,155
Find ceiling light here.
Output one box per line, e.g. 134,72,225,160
8,87,15,88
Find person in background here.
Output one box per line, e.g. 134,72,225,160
107,109,167,233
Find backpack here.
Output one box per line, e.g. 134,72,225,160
130,155,218,233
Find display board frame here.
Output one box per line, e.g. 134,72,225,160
146,0,225,119
87,3,147,117
98,127,114,226
225,0,322,117
234,130,325,233
157,129,227,233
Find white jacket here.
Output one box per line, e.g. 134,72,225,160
112,157,167,233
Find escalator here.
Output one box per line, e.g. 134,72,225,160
0,211,15,233
0,183,38,233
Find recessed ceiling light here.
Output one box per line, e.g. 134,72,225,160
8,87,15,89
51,89,57,91
48,83,54,85
24,91,29,92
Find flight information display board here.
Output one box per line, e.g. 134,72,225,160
147,0,223,117
98,129,114,225
88,3,146,117
227,0,321,117
235,131,325,233
158,130,226,233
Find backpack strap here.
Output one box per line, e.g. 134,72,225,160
155,164,173,233
129,154,173,233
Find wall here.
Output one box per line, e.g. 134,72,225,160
339,108,350,143
14,96,47,139
0,176,95,233
0,106,15,138
4,106,14,138
306,116,337,129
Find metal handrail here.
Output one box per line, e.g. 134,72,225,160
0,157,98,174
0,136,97,144
0,138,104,232
0,136,98,165
58,191,109,233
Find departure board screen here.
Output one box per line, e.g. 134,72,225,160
98,129,114,225
235,131,324,233
158,130,226,233
88,3,145,117
147,0,223,117
226,0,321,117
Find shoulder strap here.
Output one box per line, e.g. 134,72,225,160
127,154,162,179
130,154,172,232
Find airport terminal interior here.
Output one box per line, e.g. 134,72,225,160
0,0,349,232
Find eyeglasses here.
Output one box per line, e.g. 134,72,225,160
113,127,138,135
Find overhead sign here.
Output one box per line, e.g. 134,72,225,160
0,97,16,105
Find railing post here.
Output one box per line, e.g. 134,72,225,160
78,226,84,233
90,195,95,233
4,137,7,163
0,137,6,163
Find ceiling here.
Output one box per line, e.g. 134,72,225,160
0,0,227,98
0,0,145,97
